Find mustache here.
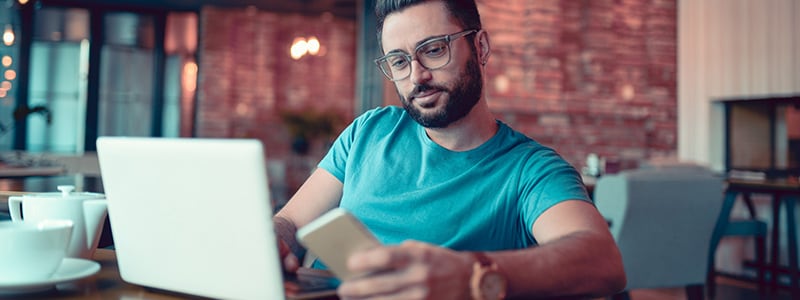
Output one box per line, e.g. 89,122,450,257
408,84,447,100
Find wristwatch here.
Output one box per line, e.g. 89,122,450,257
469,252,507,300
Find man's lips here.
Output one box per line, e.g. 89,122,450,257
411,89,442,107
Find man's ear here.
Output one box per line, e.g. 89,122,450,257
477,30,491,65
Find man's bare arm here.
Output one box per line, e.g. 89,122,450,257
497,200,626,298
274,168,344,268
339,200,625,299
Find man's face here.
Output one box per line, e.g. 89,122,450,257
381,2,483,128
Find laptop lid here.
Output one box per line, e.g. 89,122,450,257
96,137,285,299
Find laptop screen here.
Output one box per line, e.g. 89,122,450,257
97,137,285,299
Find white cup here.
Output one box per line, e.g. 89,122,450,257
0,220,74,282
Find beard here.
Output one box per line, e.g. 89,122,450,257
397,56,483,128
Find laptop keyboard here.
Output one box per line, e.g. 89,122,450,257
284,270,340,292
296,274,340,292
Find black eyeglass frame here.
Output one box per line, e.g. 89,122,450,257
374,29,479,81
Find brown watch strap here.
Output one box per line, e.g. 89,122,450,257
470,252,506,300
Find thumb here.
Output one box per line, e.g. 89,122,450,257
278,239,300,272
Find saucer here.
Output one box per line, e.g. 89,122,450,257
0,258,100,294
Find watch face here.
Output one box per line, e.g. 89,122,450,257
480,272,507,300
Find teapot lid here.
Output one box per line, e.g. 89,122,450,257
26,185,105,200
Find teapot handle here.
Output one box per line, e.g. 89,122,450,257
8,196,24,221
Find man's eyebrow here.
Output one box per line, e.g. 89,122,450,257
413,34,445,49
384,49,408,56
384,34,446,55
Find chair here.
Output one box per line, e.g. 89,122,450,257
594,166,724,300
706,186,768,298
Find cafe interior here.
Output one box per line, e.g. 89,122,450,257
0,0,798,299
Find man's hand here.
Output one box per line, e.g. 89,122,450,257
278,238,300,273
337,240,474,300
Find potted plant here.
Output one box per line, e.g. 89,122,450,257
279,109,342,155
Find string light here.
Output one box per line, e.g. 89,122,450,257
3,25,14,46
4,70,16,80
181,61,197,92
1,56,11,67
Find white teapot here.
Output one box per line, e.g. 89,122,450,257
8,185,108,259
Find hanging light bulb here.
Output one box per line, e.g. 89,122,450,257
18,0,30,5
3,25,14,46
290,37,308,60
307,37,320,56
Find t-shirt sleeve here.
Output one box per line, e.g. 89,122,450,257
318,122,354,182
518,149,591,241
318,108,382,183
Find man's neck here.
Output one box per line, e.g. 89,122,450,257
423,102,498,152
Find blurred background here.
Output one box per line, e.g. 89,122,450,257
0,0,796,203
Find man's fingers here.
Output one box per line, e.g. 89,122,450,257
347,246,412,273
278,239,300,272
338,263,430,299
284,253,300,272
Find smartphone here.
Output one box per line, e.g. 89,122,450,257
296,208,381,280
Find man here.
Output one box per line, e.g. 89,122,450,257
275,0,626,299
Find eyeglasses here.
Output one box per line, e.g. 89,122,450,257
374,29,478,81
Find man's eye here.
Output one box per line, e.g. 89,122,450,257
420,43,447,57
388,57,409,69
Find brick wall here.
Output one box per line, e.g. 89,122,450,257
478,0,677,168
198,7,355,152
197,7,356,203
197,1,677,199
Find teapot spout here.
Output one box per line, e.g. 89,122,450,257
83,199,109,249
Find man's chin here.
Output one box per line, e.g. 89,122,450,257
409,110,451,128
414,104,446,117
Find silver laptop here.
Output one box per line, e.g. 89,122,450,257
96,137,337,300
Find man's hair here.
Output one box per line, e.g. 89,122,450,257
375,0,482,53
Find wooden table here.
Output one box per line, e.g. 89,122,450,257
710,178,800,296
0,165,64,177
0,249,339,299
0,249,188,299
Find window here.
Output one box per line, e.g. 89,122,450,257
8,3,198,153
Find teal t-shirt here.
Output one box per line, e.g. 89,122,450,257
318,106,590,250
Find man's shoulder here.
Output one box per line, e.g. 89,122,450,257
497,123,550,154
497,124,573,168
354,106,411,128
359,105,406,121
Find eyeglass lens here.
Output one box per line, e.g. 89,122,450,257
380,38,451,81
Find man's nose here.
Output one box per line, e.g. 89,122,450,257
409,60,432,85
